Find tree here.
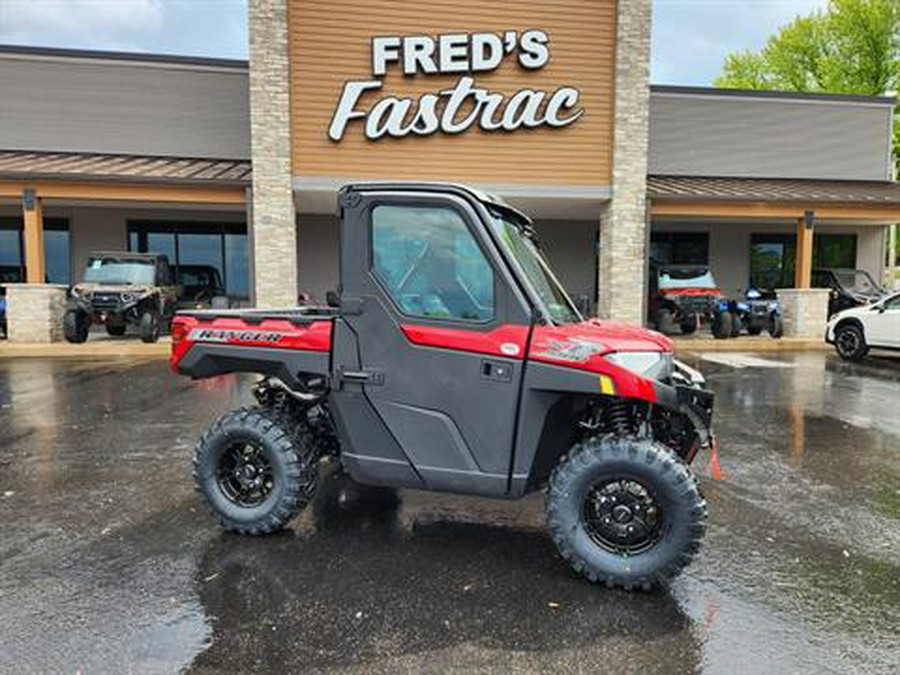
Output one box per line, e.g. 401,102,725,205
715,0,900,174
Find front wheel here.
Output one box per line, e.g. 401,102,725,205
768,314,783,339
63,309,90,343
834,323,867,361
546,435,706,590
139,310,160,343
193,407,318,534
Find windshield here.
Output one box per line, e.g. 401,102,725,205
488,210,581,324
83,256,156,285
834,270,880,295
659,267,717,290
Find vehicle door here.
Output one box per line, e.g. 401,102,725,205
865,294,900,347
333,189,533,495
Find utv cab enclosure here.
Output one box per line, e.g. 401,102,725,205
172,183,715,590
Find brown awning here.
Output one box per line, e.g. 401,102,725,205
647,175,900,205
0,150,251,186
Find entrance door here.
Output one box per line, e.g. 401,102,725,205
335,189,533,495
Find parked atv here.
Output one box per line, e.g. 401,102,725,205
65,252,180,343
728,289,782,338
649,264,734,339
172,182,716,590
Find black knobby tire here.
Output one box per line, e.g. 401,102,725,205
139,310,159,343
105,323,126,337
546,435,706,590
193,407,318,534
711,310,733,339
834,323,867,361
63,309,89,343
747,325,763,336
768,314,783,339
680,313,697,335
730,314,742,338
656,309,677,335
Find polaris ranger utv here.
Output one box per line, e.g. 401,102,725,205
172,183,715,590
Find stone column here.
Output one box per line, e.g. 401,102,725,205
777,288,830,338
248,0,298,307
597,0,653,324
5,284,68,343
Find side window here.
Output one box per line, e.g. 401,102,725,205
884,295,900,310
371,204,495,322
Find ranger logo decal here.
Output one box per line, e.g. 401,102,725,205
187,328,284,344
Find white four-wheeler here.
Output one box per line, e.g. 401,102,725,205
827,290,900,361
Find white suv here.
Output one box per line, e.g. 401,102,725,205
826,291,900,361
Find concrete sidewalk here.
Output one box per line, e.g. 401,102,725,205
0,333,827,359
0,335,170,359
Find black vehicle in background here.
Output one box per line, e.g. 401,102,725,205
812,268,886,316
65,252,181,343
177,265,234,309
0,266,23,338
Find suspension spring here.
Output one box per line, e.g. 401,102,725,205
605,399,633,436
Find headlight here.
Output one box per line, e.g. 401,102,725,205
605,351,673,379
121,293,135,304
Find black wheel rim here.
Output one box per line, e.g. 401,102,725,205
217,441,275,507
836,329,858,356
582,478,663,555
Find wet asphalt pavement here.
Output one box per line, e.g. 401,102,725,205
0,352,898,674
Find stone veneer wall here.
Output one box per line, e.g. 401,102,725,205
777,288,830,338
597,0,652,323
248,0,298,307
5,285,68,343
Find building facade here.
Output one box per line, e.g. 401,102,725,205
1,0,898,341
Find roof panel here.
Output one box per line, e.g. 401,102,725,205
0,150,251,186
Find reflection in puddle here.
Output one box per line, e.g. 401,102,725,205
190,466,700,673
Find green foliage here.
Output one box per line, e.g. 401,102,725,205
715,0,900,173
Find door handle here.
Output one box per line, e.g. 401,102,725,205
481,359,513,383
337,368,384,386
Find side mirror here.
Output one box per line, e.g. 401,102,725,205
325,290,341,308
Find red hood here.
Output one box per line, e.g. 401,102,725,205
528,319,670,401
531,319,673,357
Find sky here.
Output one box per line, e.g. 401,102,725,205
0,0,831,85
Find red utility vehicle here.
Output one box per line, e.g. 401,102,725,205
171,183,715,589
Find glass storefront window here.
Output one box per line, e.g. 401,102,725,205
650,232,709,266
128,221,249,299
0,218,70,284
750,233,857,290
224,234,249,298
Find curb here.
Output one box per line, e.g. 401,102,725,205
673,337,829,353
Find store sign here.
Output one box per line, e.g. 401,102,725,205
329,30,583,142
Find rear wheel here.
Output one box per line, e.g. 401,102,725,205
730,313,742,337
656,309,676,335
546,435,706,590
105,323,126,337
193,407,318,534
63,309,90,343
711,311,733,339
768,314,783,339
834,323,867,361
139,310,159,343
